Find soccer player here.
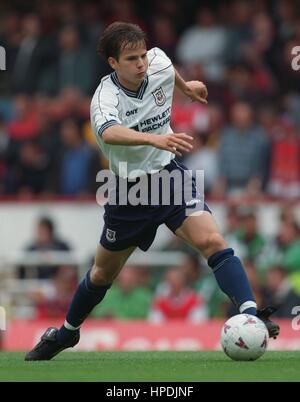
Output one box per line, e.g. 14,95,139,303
25,22,279,360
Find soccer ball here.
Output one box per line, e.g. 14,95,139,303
221,314,269,361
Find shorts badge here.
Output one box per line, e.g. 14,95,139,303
106,228,116,242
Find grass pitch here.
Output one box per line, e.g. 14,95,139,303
0,351,300,382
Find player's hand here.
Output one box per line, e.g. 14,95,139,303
149,133,193,157
185,81,208,104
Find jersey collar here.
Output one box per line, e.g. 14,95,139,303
110,71,149,100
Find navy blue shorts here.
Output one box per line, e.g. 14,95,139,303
100,159,211,251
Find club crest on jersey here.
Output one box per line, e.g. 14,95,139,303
152,87,166,106
106,228,116,242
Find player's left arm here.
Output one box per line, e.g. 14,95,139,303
174,68,208,104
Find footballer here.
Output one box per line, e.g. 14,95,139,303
25,22,279,361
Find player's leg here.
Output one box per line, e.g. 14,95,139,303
56,244,136,344
25,244,135,360
175,211,258,315
174,211,279,338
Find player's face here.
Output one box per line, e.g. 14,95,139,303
109,44,148,90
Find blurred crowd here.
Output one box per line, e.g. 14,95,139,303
1,0,300,322
0,0,299,200
14,205,300,320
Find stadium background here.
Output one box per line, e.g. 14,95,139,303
0,0,300,351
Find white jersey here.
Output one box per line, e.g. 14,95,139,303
90,47,175,178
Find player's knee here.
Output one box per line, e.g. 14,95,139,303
90,264,115,286
195,232,227,257
212,232,227,250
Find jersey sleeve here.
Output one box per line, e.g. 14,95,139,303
91,84,122,137
147,47,173,73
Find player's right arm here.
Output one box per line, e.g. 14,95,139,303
92,81,193,156
102,125,193,157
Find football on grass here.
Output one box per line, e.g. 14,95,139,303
221,314,269,361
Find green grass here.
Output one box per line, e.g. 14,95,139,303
0,351,300,382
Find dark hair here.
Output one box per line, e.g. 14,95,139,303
38,217,54,235
97,21,147,61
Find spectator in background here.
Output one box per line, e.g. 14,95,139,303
214,101,269,198
284,93,300,130
171,76,208,134
149,266,208,323
277,205,300,296
245,12,277,73
80,2,110,90
6,95,41,185
49,118,101,196
21,216,71,279
183,133,218,194
31,265,78,319
268,117,300,199
182,103,224,194
35,0,58,35
205,103,224,147
223,203,247,260
56,25,94,95
171,74,213,187
276,0,298,41
226,62,275,105
57,0,81,27
81,2,104,46
152,0,181,28
176,7,229,82
11,140,50,196
91,265,152,320
34,95,62,167
105,0,147,33
149,14,178,62
258,103,281,137
7,95,40,143
276,220,300,274
258,219,300,276
11,14,55,94
280,205,299,226
179,254,226,318
261,266,300,318
0,1,299,203
226,0,253,63
47,88,90,121
235,208,266,262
